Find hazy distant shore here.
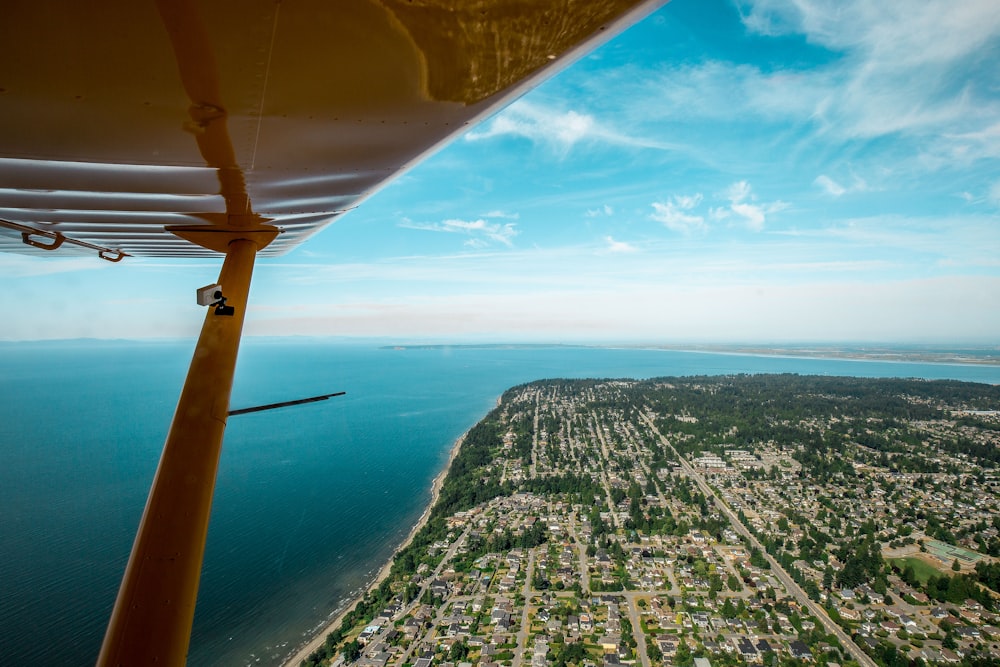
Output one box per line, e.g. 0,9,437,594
281,427,469,667
381,342,1000,366
646,344,1000,367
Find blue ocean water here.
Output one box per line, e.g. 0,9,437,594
1,339,998,666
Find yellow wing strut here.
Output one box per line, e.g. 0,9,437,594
97,238,257,666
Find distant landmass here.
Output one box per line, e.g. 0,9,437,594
382,343,580,351
643,344,1000,366
381,343,1000,366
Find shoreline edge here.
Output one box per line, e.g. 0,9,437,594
281,426,470,667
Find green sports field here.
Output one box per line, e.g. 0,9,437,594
890,557,942,584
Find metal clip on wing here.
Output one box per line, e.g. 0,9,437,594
21,231,65,250
99,249,127,262
4,220,130,262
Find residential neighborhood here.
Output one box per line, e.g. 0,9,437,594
301,376,1000,667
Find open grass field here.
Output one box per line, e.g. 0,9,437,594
890,556,942,584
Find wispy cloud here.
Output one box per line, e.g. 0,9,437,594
599,60,826,131
814,175,846,196
0,254,114,278
735,0,1000,140
585,205,615,218
738,0,1000,68
989,180,1000,206
650,183,788,234
942,121,1000,164
721,181,787,231
603,236,637,253
398,217,519,247
771,213,1000,270
570,0,999,187
464,100,672,153
650,193,706,234
481,210,520,220
814,173,871,197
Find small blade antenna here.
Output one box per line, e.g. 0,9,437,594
228,392,346,416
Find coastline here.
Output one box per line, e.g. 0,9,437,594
643,344,1000,367
281,429,468,667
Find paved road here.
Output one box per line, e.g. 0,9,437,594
622,592,651,667
530,390,540,478
640,412,879,667
590,411,622,529
512,548,536,667
394,526,472,666
567,510,590,594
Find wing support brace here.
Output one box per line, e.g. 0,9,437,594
98,238,258,666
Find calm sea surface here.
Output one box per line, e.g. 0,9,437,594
1,339,998,665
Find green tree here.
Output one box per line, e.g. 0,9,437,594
803,579,821,601
342,639,361,663
449,640,469,660
647,636,663,662
709,574,723,598
675,639,691,667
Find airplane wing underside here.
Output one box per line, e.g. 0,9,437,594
0,0,664,259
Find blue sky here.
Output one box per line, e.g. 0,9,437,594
3,0,1000,343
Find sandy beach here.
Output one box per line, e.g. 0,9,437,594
282,431,467,667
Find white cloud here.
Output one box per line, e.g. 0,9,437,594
603,236,637,253
585,204,615,218
814,173,871,197
721,181,787,231
772,213,1000,269
465,101,591,150
481,210,520,220
399,217,519,247
586,0,999,182
814,175,846,196
672,194,703,210
464,100,671,153
739,0,1000,69
609,60,827,126
943,121,1000,163
734,0,1000,141
650,187,788,233
990,180,1000,206
708,207,730,222
725,181,752,205
731,203,766,231
650,193,705,234
0,254,115,278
